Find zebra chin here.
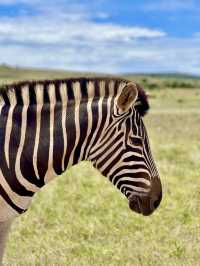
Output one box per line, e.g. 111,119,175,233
128,176,162,216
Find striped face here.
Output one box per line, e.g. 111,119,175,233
89,83,162,216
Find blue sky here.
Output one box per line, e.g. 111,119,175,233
0,0,200,74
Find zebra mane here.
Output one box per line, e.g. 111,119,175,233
135,83,150,116
0,77,149,116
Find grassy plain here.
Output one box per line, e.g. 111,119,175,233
0,66,199,265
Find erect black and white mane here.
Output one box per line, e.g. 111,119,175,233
0,77,149,116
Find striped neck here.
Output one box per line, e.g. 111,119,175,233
0,78,127,189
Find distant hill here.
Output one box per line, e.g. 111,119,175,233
0,64,103,85
0,64,199,89
125,72,200,80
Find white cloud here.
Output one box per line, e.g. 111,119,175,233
193,32,200,38
0,2,199,74
1,35,200,74
0,15,165,46
0,7,166,73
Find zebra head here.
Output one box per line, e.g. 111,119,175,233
89,81,162,216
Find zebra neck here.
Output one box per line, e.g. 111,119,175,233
0,78,126,215
39,96,114,185
0,79,118,189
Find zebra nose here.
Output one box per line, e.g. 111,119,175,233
151,191,162,210
128,176,162,216
150,176,162,211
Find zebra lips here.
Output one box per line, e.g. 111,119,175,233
128,194,153,216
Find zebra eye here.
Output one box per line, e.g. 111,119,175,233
130,136,143,147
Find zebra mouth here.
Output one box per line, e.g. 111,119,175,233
128,195,142,214
128,194,152,216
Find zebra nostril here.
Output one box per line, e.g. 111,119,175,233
153,198,160,209
152,192,162,209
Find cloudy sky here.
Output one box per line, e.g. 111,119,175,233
0,0,200,74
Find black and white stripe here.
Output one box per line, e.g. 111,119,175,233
0,78,159,220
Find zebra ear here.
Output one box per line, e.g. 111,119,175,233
117,82,138,112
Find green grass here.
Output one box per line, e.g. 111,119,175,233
1,66,200,266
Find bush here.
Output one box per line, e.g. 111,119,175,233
164,80,195,88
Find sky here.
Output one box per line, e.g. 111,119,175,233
0,0,200,74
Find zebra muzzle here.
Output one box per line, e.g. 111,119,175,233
128,176,162,216
129,194,155,216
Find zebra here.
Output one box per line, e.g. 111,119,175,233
0,77,162,264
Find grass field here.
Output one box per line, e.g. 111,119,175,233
1,66,200,266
